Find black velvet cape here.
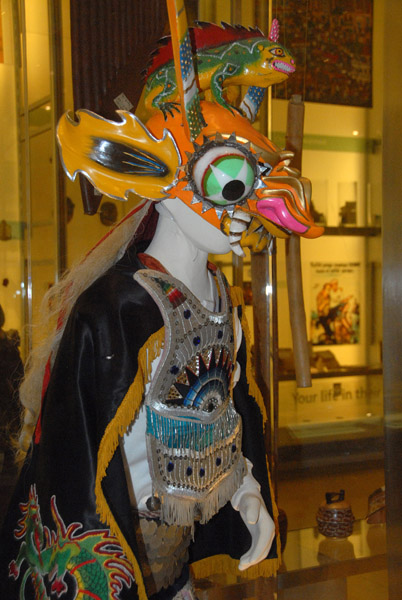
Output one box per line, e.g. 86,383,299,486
0,245,279,600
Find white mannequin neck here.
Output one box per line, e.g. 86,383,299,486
145,198,231,307
145,210,213,304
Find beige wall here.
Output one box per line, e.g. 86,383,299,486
0,0,23,341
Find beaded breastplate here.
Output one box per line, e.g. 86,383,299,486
135,268,246,527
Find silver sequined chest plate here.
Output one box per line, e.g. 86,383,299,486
134,268,246,526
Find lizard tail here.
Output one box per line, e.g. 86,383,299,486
166,0,206,141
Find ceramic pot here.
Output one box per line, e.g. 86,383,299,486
316,490,355,538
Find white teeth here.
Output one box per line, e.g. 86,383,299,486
230,240,246,257
229,235,241,254
232,209,251,223
229,220,248,233
227,210,251,257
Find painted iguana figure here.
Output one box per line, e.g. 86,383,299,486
140,19,295,121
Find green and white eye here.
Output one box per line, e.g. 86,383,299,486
192,146,256,206
183,135,271,218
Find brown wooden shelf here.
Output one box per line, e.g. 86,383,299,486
323,226,381,236
279,365,383,381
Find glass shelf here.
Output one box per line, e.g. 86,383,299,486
195,520,386,600
278,520,387,590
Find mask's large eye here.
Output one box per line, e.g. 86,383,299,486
183,136,272,218
192,146,256,207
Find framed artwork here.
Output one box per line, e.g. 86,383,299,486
273,0,373,107
310,261,361,345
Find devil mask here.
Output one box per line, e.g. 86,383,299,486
57,0,323,254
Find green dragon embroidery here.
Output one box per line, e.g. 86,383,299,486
141,19,295,121
8,485,134,599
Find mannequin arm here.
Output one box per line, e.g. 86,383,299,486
231,459,275,570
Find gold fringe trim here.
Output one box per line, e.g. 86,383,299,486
191,553,281,582
230,286,268,424
95,326,165,600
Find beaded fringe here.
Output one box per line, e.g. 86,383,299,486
159,456,247,533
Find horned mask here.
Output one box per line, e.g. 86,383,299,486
57,0,323,255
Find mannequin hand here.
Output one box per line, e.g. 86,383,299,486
230,459,275,570
237,493,275,571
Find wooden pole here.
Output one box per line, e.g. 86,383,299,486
285,95,312,388
250,247,274,466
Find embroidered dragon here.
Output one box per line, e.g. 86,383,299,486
140,19,295,120
8,485,134,600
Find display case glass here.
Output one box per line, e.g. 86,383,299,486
0,0,394,598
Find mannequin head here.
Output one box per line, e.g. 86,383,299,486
155,197,232,256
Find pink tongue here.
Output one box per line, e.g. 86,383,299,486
256,197,308,234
